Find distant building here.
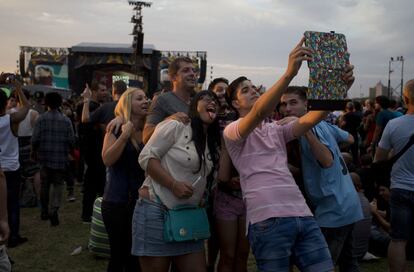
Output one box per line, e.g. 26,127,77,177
369,81,388,99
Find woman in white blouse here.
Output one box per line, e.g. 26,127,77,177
132,90,221,272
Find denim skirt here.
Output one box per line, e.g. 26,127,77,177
131,198,205,256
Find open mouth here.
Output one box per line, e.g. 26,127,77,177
206,106,217,120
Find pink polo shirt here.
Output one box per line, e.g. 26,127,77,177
223,119,312,226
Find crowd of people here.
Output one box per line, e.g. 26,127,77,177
0,37,413,272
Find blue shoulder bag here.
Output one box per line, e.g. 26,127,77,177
163,204,210,242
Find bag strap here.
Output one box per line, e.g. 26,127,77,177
389,134,414,164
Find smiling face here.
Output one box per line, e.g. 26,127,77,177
131,89,149,117
197,93,219,125
173,61,197,91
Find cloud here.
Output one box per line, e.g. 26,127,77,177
36,12,74,25
213,63,285,74
0,0,412,98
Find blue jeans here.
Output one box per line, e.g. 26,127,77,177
390,188,414,241
248,216,333,272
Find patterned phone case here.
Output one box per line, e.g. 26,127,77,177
304,31,349,100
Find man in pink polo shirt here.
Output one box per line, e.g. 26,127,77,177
223,37,355,272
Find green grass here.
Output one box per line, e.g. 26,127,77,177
7,186,413,271
8,186,107,272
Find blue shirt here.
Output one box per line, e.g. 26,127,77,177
300,121,363,228
378,114,414,191
375,109,400,128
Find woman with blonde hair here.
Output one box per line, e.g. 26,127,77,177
101,87,148,272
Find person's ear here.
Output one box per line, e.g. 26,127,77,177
403,95,409,106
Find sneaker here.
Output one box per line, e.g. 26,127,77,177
50,211,59,226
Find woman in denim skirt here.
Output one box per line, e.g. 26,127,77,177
132,91,221,272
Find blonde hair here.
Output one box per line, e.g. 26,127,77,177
114,87,143,123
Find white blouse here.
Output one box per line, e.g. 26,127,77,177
139,120,213,209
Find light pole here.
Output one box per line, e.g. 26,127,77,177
387,56,404,100
388,57,393,98
397,56,404,102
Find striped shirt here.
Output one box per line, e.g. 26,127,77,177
223,119,312,227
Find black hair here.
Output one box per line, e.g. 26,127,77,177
346,101,355,111
283,86,308,101
389,99,397,109
375,95,390,109
208,77,229,92
113,80,127,95
225,76,249,116
354,100,362,112
0,90,7,110
188,90,221,173
44,92,62,110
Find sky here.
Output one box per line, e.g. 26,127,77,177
0,0,413,98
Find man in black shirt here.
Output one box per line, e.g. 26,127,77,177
340,102,362,165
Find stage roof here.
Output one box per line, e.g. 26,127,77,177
71,43,156,54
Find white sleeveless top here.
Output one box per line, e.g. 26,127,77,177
18,109,36,137
0,114,20,171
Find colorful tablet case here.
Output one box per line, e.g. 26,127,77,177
304,31,349,101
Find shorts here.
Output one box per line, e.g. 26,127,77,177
131,198,204,257
248,216,333,272
213,188,246,221
390,188,414,241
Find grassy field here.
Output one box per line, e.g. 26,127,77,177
6,186,412,271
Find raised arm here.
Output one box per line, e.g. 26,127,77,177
237,38,313,138
10,81,30,125
81,84,91,123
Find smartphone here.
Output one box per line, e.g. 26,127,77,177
304,31,350,109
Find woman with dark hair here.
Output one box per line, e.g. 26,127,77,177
132,90,221,272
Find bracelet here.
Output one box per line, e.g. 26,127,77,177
83,99,90,103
